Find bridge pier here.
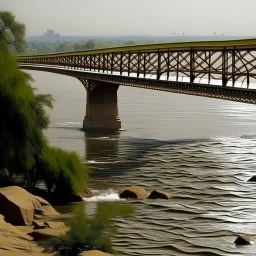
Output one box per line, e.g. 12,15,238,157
79,79,121,131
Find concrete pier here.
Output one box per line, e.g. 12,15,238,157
83,82,121,131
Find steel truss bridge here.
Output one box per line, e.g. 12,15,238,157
19,39,256,104
18,39,256,130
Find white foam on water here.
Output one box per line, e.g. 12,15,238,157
83,189,122,202
86,160,111,164
55,121,82,126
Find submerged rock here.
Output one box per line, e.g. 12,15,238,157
147,190,172,199
248,176,256,182
234,235,252,245
79,250,113,256
0,186,59,225
119,186,148,199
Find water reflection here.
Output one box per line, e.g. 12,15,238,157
84,131,120,163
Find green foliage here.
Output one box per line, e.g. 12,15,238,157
0,54,50,174
36,145,88,194
0,10,89,194
0,11,25,53
31,92,54,129
40,202,135,255
84,40,95,50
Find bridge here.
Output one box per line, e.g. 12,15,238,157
18,39,256,131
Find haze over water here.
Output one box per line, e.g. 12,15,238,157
29,71,256,255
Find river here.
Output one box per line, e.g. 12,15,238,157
28,70,256,255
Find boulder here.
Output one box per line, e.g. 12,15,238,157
147,190,172,199
119,186,148,199
79,250,113,256
234,235,252,245
69,188,94,202
45,221,65,229
248,176,256,182
0,186,59,226
29,227,69,241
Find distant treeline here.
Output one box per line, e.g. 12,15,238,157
24,36,250,54
24,39,165,54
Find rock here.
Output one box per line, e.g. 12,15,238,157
16,225,35,234
0,214,33,252
119,186,148,199
79,250,113,256
70,188,94,202
45,221,65,229
248,176,256,182
0,186,59,226
79,187,94,199
147,190,172,199
25,186,94,204
234,235,252,245
32,221,47,229
29,227,69,241
0,213,54,255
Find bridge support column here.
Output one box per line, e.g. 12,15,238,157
78,79,121,131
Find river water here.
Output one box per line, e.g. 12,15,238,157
29,70,256,255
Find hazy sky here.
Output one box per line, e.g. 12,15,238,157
1,0,256,36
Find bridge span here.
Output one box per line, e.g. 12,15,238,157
18,39,256,131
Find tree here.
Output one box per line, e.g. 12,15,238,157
73,42,82,51
0,55,52,178
0,11,88,193
85,40,95,50
36,145,89,194
0,11,25,53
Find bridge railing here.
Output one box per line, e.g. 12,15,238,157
18,39,256,88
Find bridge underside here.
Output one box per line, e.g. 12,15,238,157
20,65,256,105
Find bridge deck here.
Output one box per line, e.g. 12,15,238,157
18,39,256,104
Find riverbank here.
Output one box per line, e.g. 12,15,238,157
0,186,112,256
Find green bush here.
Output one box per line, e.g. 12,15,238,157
36,145,89,194
40,202,135,255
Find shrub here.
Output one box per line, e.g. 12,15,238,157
36,145,89,194
40,202,135,255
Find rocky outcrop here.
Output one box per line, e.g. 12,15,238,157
147,190,172,199
0,186,59,226
119,186,148,199
33,220,47,230
45,221,65,229
0,215,33,253
29,227,69,241
234,235,252,245
79,250,113,256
